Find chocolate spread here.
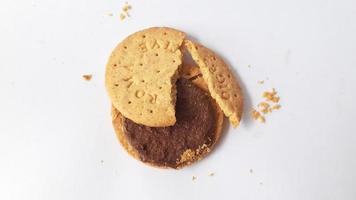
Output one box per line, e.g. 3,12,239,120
123,78,217,168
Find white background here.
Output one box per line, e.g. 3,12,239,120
1,0,356,199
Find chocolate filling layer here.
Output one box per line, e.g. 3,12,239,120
123,78,217,168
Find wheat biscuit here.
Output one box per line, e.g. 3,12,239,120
184,40,243,127
106,27,185,127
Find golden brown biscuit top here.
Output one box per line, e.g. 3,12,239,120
106,27,185,127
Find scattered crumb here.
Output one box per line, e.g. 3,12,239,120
119,2,132,21
122,3,132,12
82,74,92,81
209,172,215,176
263,88,280,103
257,115,265,123
249,169,253,173
100,160,104,164
272,96,280,103
252,88,282,123
251,109,265,123
196,143,210,154
258,102,270,114
272,104,281,110
257,80,264,84
119,13,126,20
108,13,113,16
192,176,197,181
248,65,251,68
259,182,263,186
251,109,260,120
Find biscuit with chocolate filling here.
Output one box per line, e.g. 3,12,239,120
106,27,243,169
112,74,223,168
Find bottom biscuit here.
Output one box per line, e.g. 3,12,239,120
111,75,223,168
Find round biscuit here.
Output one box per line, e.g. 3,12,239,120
111,74,224,169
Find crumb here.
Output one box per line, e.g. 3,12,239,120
209,172,215,176
272,96,280,103
251,109,260,120
122,3,132,12
251,109,265,123
258,116,265,123
253,88,282,123
248,65,251,68
258,102,270,114
252,109,266,123
257,80,264,84
192,176,196,181
259,182,263,186
119,2,132,21
119,13,126,20
262,88,280,103
249,169,253,173
196,143,210,154
100,160,104,164
108,13,113,16
178,149,196,165
272,104,281,110
82,74,92,81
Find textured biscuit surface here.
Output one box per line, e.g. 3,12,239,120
184,40,243,127
106,27,185,127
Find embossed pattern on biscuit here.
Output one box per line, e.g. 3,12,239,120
184,40,243,127
106,27,185,127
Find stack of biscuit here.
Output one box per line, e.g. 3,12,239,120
106,27,243,168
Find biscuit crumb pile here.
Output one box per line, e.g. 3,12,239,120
179,149,196,164
120,2,132,21
177,144,211,165
252,88,281,123
263,88,280,103
82,74,92,81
